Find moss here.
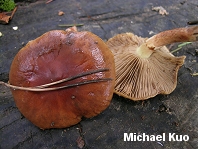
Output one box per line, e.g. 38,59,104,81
0,0,15,12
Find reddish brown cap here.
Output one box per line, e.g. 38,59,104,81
9,27,115,129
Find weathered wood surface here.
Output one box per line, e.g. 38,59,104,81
0,0,198,148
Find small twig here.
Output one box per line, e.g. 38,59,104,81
0,68,111,91
0,78,112,92
58,24,84,27
10,6,17,19
171,42,192,53
177,42,192,47
170,47,182,53
191,73,198,76
37,68,109,88
187,20,198,25
46,0,54,4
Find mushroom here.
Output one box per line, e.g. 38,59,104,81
106,26,198,100
2,27,115,129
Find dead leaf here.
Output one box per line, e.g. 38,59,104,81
0,13,11,24
0,7,17,24
76,136,85,149
58,11,64,16
152,6,169,15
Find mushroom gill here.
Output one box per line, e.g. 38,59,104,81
107,26,198,100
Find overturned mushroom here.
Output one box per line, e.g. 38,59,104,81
2,27,115,129
107,26,198,100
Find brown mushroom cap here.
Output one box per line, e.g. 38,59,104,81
9,28,115,129
107,26,198,101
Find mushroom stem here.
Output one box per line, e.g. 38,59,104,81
136,43,154,58
146,26,198,49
